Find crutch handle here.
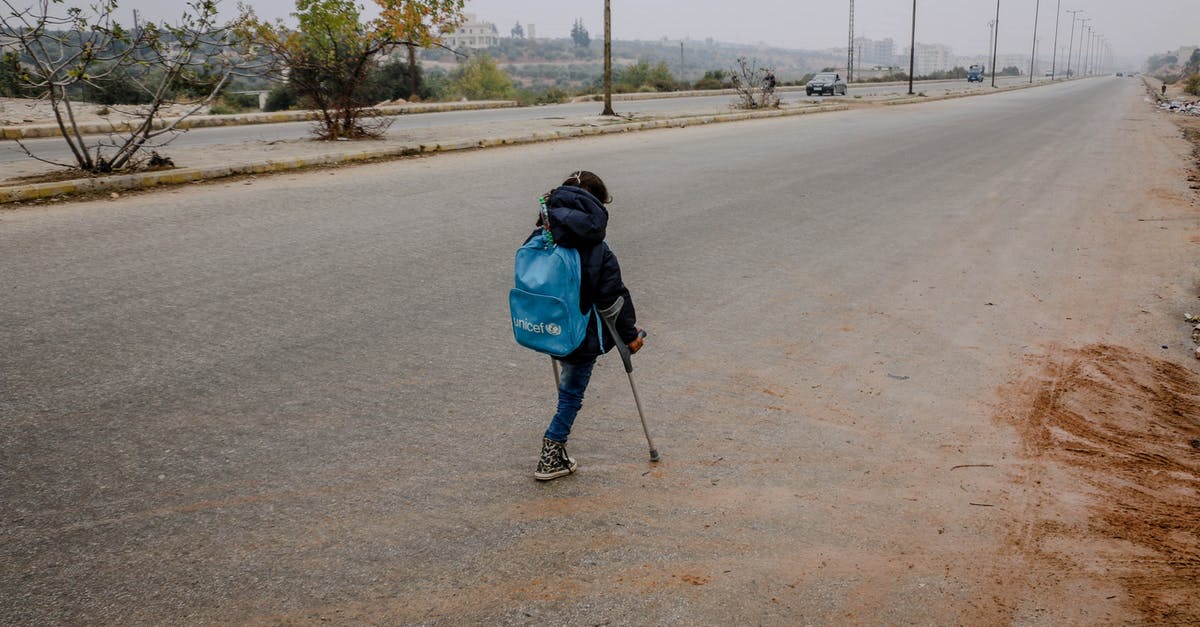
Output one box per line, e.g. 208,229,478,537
598,297,636,373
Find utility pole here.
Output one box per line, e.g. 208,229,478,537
1029,0,1041,83
847,0,855,82
1077,18,1091,77
1086,26,1094,75
907,0,916,95
602,0,613,115
680,41,684,85
1064,9,1081,78
1050,0,1062,79
988,20,996,65
990,0,1000,87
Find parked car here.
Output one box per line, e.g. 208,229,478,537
806,72,847,96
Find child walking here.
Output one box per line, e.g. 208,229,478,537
529,171,643,481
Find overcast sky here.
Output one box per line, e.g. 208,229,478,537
126,0,1196,60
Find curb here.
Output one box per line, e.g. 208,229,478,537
882,78,1054,106
0,100,518,140
0,104,847,204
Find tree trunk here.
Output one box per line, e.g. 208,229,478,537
407,43,418,99
602,0,613,115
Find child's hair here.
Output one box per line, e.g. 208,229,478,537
562,170,612,204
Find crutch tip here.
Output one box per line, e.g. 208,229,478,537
649,450,660,462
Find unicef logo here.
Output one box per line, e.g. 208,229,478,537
545,323,562,336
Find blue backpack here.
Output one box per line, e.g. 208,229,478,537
509,197,602,357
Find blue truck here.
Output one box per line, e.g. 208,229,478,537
967,64,985,82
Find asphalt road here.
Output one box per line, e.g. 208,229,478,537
0,75,1040,165
2,76,1183,623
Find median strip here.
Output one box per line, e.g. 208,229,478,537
0,103,847,204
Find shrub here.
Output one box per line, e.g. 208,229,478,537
0,52,21,97
614,59,677,92
264,84,297,111
1186,73,1200,96
692,69,729,90
224,92,260,110
517,86,570,105
447,54,516,100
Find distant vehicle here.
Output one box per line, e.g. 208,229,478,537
1116,72,1124,77
806,72,847,96
967,65,985,82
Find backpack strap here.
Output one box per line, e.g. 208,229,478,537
594,305,603,353
538,195,555,247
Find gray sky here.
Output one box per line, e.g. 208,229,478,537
126,0,1197,60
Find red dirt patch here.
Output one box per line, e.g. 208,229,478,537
998,344,1200,623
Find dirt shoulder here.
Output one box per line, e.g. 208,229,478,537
986,99,1200,622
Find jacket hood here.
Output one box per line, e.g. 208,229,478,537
546,185,608,248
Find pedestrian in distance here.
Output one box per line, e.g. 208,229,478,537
527,171,643,481
764,69,777,93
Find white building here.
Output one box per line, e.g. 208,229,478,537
443,14,500,50
900,43,954,76
853,37,895,67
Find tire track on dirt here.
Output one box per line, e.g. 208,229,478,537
997,343,1200,623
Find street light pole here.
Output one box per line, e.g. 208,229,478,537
1050,0,1062,79
602,0,613,115
990,0,1000,87
1077,18,1091,77
1082,27,1089,75
1029,0,1041,83
1086,27,1095,75
907,0,916,95
1064,9,1081,78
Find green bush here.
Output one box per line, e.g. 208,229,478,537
0,52,21,97
614,59,677,92
1186,73,1200,96
516,86,570,105
362,58,430,103
447,54,516,100
264,84,298,111
692,69,729,90
208,103,238,115
224,92,260,109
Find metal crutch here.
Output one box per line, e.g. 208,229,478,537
597,297,659,462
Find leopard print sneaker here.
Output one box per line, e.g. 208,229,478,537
534,437,578,481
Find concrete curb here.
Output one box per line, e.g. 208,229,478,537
882,78,1051,106
0,104,847,204
0,100,518,140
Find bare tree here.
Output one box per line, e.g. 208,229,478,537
2,0,250,172
730,57,779,110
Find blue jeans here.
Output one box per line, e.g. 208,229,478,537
545,358,596,443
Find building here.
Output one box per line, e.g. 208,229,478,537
900,43,954,76
443,14,500,50
852,37,895,68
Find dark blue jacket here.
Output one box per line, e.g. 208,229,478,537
526,185,638,363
